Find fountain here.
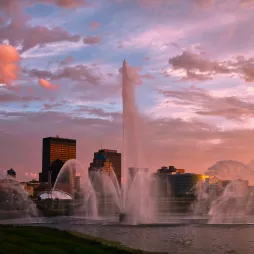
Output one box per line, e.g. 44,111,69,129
52,60,254,225
194,160,254,224
120,59,158,224
53,60,159,224
46,60,254,225
0,175,38,221
53,159,98,218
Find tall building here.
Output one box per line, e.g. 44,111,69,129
89,149,121,184
39,136,76,188
155,167,202,198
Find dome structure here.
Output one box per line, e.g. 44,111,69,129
38,190,72,200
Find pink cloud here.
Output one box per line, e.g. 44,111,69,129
182,70,213,81
38,78,58,90
0,44,20,85
158,88,254,121
0,0,81,53
0,0,89,9
111,0,170,7
169,51,230,74
47,0,88,8
90,21,101,30
0,0,21,15
231,56,254,82
0,94,40,103
141,73,155,80
0,23,80,53
194,0,215,8
168,51,254,82
132,0,254,9
44,0,89,7
28,64,103,85
59,56,74,66
83,36,102,45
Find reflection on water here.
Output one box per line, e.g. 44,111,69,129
39,218,254,254
2,216,254,253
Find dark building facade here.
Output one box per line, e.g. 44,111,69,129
39,136,76,186
89,149,121,184
7,168,16,179
168,173,202,197
155,167,201,198
155,170,204,213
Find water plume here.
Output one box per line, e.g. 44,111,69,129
53,159,98,218
195,160,254,223
121,60,157,223
0,175,38,221
53,60,158,224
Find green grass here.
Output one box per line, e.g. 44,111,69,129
0,225,162,254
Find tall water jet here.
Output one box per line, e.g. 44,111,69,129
121,60,157,223
49,60,158,223
122,59,140,209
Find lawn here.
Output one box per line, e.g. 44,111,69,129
0,225,162,254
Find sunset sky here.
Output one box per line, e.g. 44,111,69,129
2,0,254,181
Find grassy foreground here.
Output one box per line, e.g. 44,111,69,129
0,225,162,254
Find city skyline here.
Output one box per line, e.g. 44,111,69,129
2,0,254,181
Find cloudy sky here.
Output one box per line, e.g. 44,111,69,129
2,0,254,181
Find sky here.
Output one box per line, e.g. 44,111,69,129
2,0,254,181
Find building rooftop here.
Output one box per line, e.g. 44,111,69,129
7,168,16,176
98,149,118,153
43,136,76,142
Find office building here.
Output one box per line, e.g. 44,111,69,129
168,173,202,197
156,166,185,196
39,136,76,189
156,167,202,198
89,149,121,184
